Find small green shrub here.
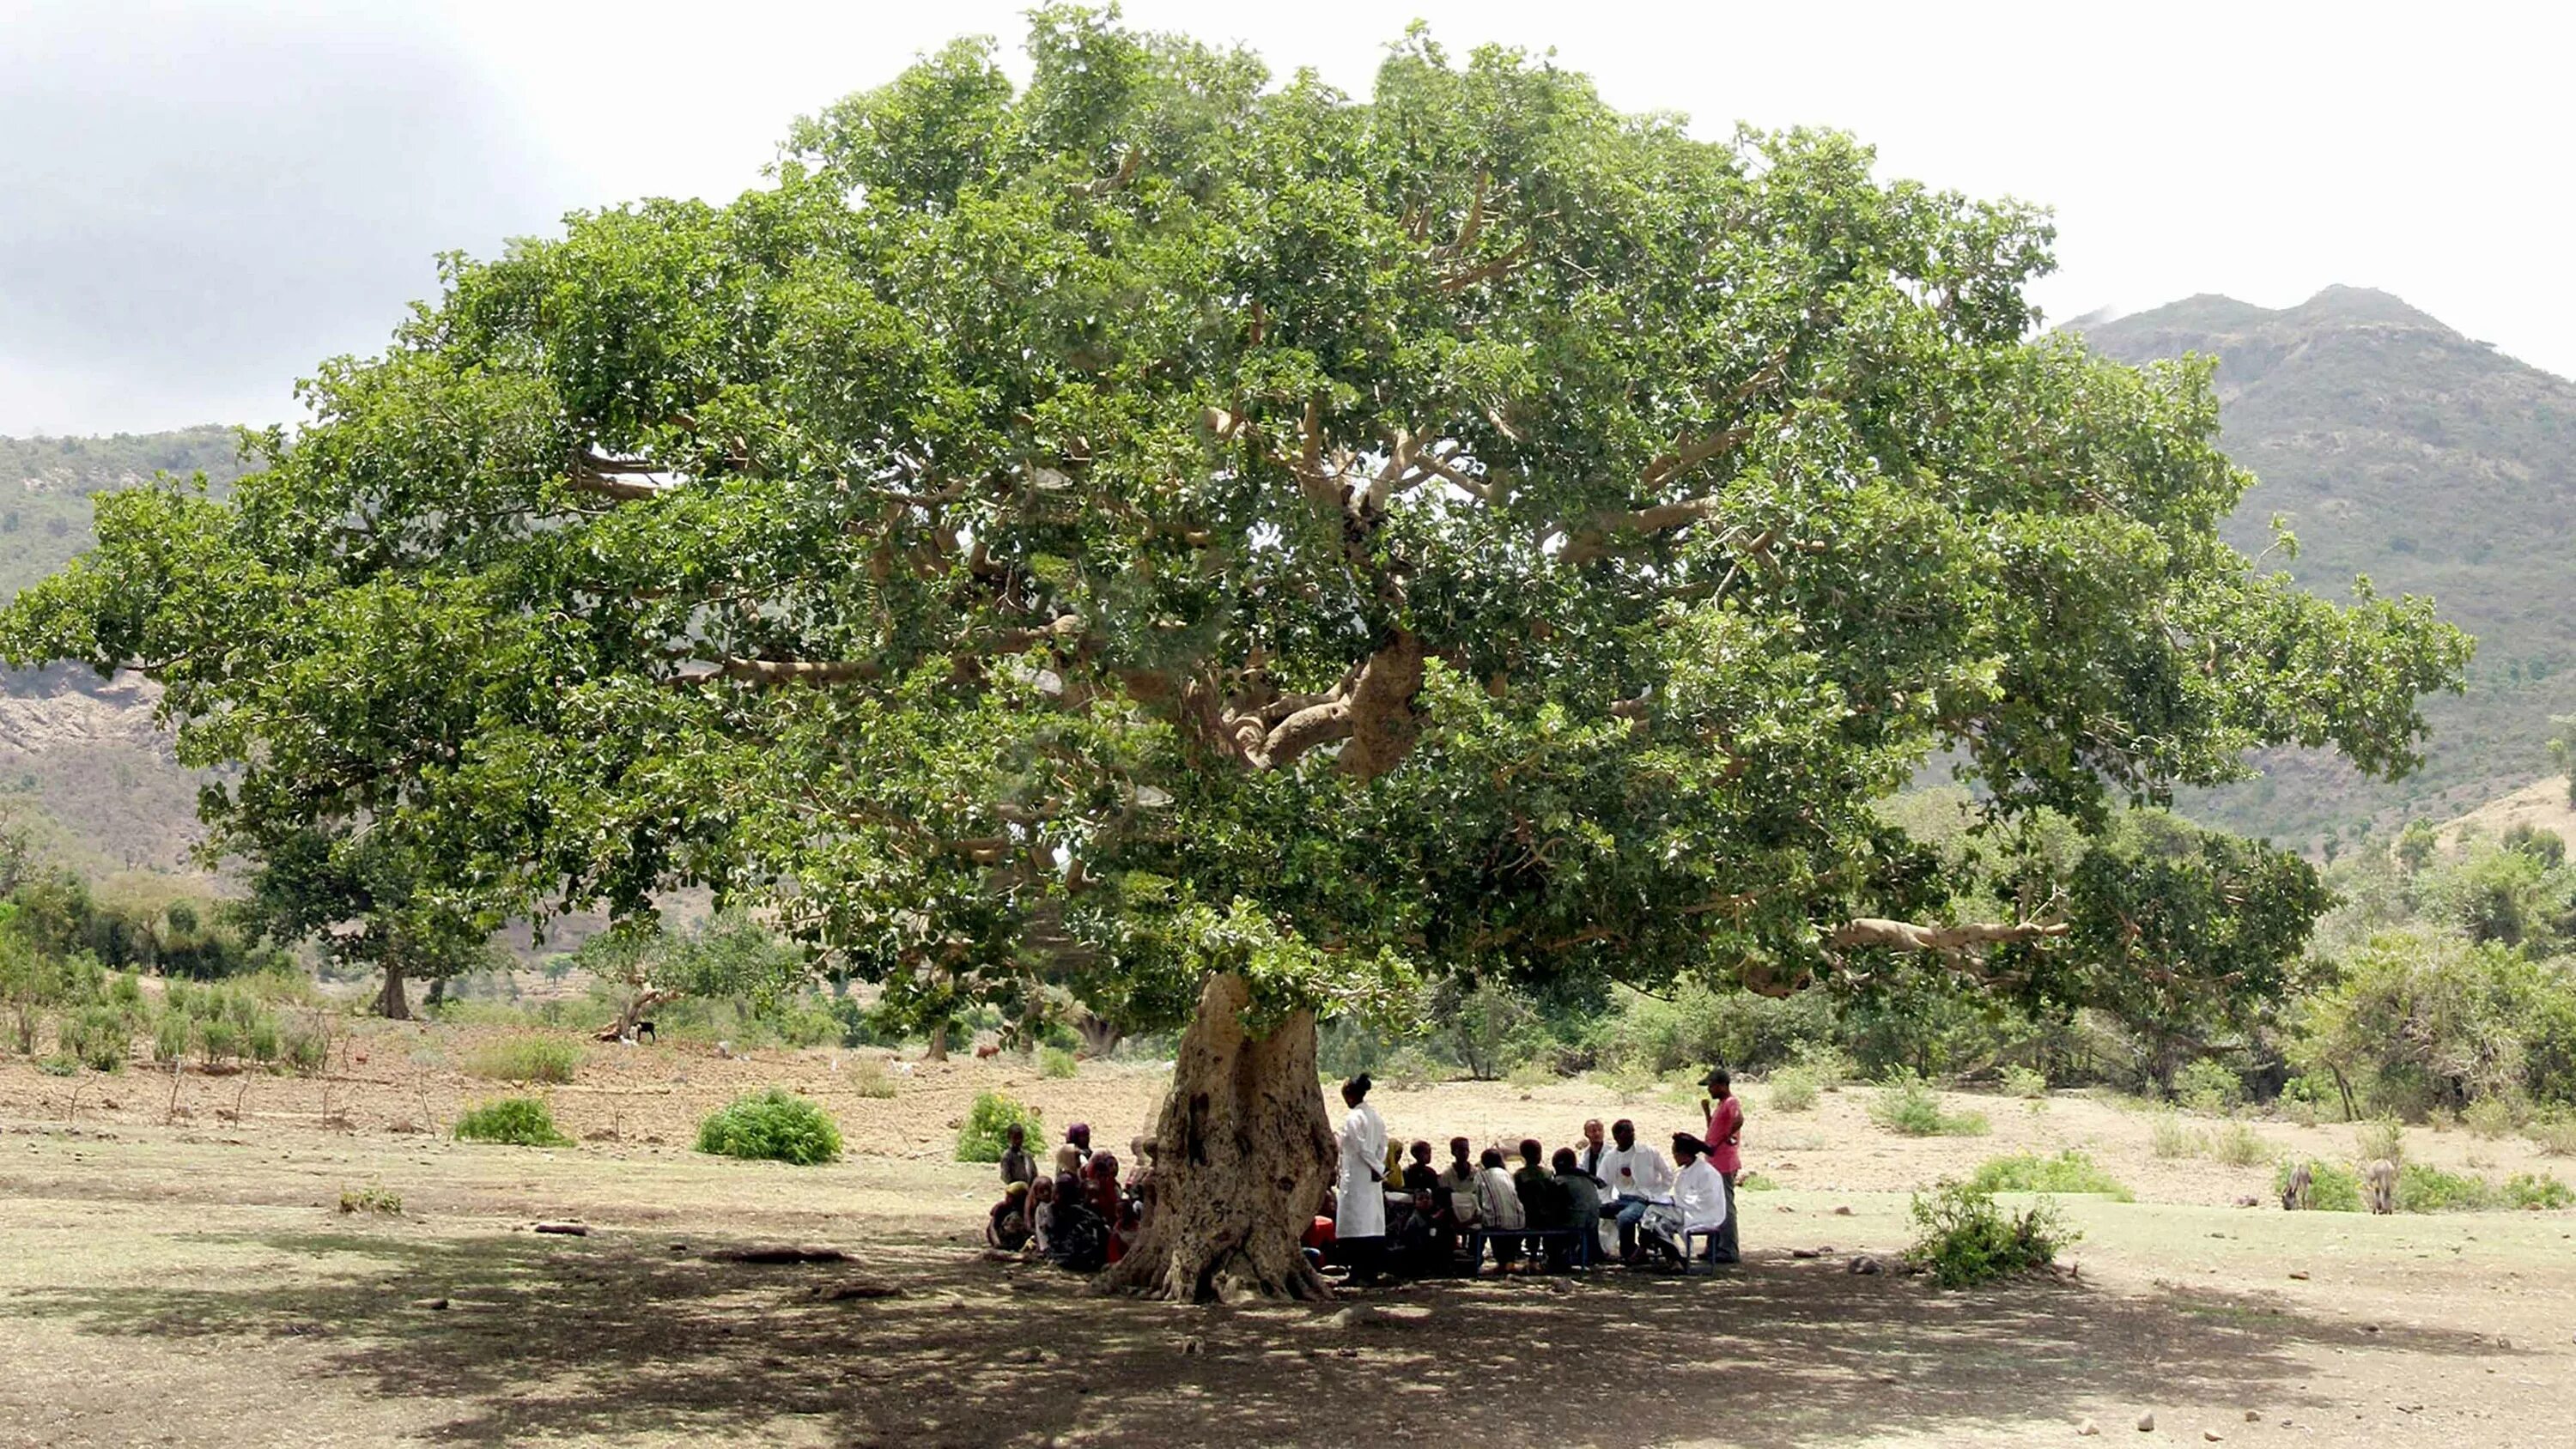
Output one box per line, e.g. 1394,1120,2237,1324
36,1055,77,1076
2530,1119,2576,1157
2282,1096,2321,1128
196,1016,240,1064
2502,1172,2573,1210
1735,1170,1778,1191
2274,1159,2363,1211
2355,1119,2407,1167
453,1097,573,1147
956,1091,1045,1163
63,1007,128,1072
696,1088,843,1166
1766,1065,1820,1113
2175,1058,2243,1114
2424,1106,2456,1134
1905,1179,2079,1288
1869,1074,1989,1137
337,1184,404,1215
848,1058,897,1100
1999,1064,2048,1100
2395,1162,2495,1212
2148,1111,2204,1159
1379,1045,1440,1092
1968,1150,2132,1201
2461,1096,2518,1140
282,1026,328,1075
246,1018,283,1066
462,1035,582,1084
2211,1122,2274,1167
1504,1055,1556,1090
1037,1045,1080,1080
150,1010,191,1064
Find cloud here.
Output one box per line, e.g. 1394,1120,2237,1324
0,2,576,434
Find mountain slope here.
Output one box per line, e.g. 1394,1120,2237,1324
2075,286,2576,846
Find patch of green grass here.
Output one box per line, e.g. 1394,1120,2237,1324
1037,1046,1079,1080
1967,1149,2133,1201
461,1034,582,1084
453,1097,572,1148
1735,1170,1778,1191
696,1088,842,1165
2502,1172,2573,1210
956,1091,1044,1163
337,1184,403,1215
1868,1074,1989,1137
36,1055,77,1077
1999,1064,2048,1100
2274,1158,2363,1211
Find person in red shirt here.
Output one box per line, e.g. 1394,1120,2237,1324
1698,1068,1744,1264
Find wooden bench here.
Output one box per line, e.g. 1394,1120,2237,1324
1466,1225,1595,1272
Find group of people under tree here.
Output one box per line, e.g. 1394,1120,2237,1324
1325,1071,1745,1280
979,1070,1747,1282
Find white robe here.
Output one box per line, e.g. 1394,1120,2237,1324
1334,1101,1388,1240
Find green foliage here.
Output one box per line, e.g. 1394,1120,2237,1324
1999,1064,2049,1099
2275,1159,2364,1211
149,1009,190,1063
36,1054,76,1076
2175,1058,2245,1114
956,1092,1044,1164
194,1016,240,1064
2394,1162,2497,1212
453,1097,572,1147
695,1088,843,1166
1765,1066,1820,1113
2292,930,2570,1118
1967,1149,2132,1200
281,1023,328,1075
2461,1095,2519,1139
848,1057,897,1100
2529,1118,2576,1156
1869,1073,1989,1137
1036,1046,1079,1080
0,12,2464,1096
61,1005,127,1071
462,1034,583,1084
1905,1179,2079,1288
2502,1172,2573,1210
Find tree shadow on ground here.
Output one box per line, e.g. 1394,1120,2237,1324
14,1229,2525,1448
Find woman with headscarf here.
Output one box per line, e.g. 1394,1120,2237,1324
1333,1073,1388,1284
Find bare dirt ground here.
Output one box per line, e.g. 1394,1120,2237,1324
2,1024,2571,1448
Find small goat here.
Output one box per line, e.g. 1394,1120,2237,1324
2281,1161,2312,1210
2365,1157,2399,1215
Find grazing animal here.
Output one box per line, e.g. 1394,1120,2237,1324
2365,1158,2398,1214
2281,1161,2312,1211
634,1021,656,1045
975,1042,1003,1060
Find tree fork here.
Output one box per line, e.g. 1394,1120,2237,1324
1097,973,1336,1302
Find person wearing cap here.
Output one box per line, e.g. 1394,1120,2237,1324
1594,1118,1674,1264
1333,1073,1389,1283
1639,1133,1730,1266
1698,1068,1744,1264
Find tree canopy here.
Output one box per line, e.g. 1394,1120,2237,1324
0,9,2469,1046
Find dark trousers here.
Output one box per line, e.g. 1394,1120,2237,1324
1714,1173,1740,1262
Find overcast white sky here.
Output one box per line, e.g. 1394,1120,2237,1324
4,0,2570,437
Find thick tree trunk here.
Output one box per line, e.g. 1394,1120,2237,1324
1072,1009,1123,1059
378,962,410,1021
594,987,671,1042
925,1022,951,1063
1098,973,1336,1302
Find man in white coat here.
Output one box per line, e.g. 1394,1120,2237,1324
1333,1073,1388,1283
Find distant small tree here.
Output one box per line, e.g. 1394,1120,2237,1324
2551,715,2576,806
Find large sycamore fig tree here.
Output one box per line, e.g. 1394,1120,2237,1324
1,12,2467,1299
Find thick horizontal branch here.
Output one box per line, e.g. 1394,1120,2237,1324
1826,918,2069,953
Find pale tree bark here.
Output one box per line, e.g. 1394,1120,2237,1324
377,962,410,1021
1098,972,1337,1302
594,986,671,1042
925,1022,951,1063
1072,1009,1123,1059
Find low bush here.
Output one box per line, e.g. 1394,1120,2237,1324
36,1055,77,1076
1905,1179,2079,1288
462,1034,582,1084
246,1018,282,1066
1504,1055,1557,1090
2461,1096,2518,1140
2502,1172,2573,1210
150,1010,190,1064
696,1088,843,1165
2530,1118,2576,1157
848,1058,897,1100
2273,1159,2363,1211
337,1184,404,1215
282,1025,329,1075
2211,1122,2274,1167
2355,1119,2407,1167
1967,1149,2133,1201
957,1091,1045,1163
2148,1111,2204,1160
62,1006,128,1072
1766,1066,1820,1113
195,1016,241,1064
1379,1045,1441,1092
1999,1064,2049,1100
2396,1162,2497,1212
1037,1046,1079,1080
453,1097,573,1147
1869,1074,1989,1137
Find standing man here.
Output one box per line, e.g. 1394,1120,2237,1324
1334,1074,1388,1284
999,1123,1037,1190
1698,1070,1743,1264
1595,1118,1674,1264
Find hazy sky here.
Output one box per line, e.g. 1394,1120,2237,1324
4,0,2570,436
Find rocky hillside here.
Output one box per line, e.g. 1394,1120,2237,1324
2075,286,2576,847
